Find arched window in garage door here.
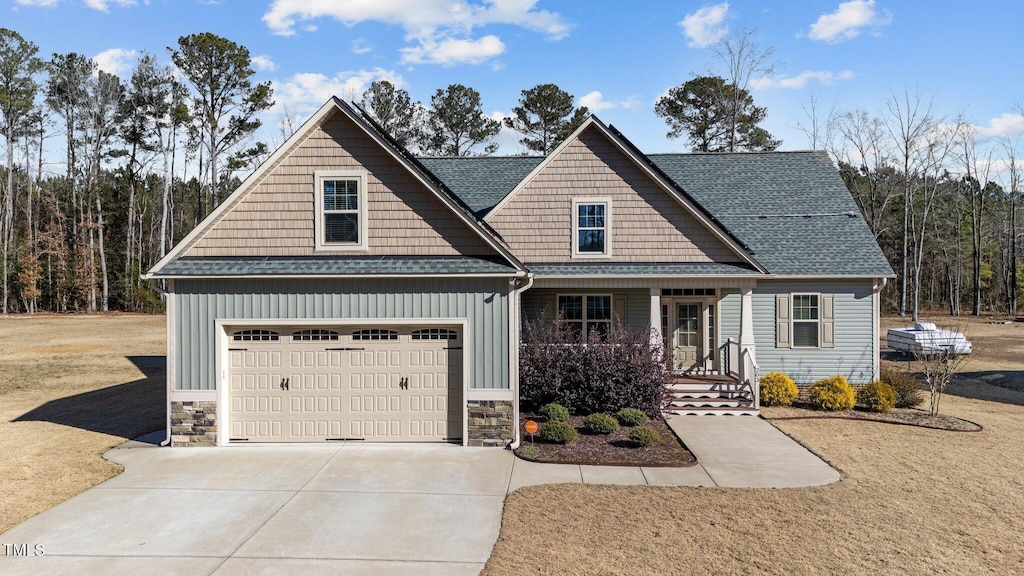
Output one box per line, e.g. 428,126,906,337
232,329,279,341
351,328,398,341
411,328,459,340
292,329,340,341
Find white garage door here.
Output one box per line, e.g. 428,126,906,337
227,326,462,443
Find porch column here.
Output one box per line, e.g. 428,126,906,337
649,287,661,352
739,286,759,409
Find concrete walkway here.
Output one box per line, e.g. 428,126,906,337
0,418,836,575
508,415,839,490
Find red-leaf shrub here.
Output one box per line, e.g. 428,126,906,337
520,317,669,416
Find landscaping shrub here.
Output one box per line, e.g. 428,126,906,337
615,408,649,427
759,372,798,406
520,317,670,415
629,426,661,447
538,421,578,444
582,413,620,435
880,365,924,408
807,375,856,411
857,380,897,413
538,402,569,422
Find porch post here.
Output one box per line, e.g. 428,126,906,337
739,286,759,408
649,287,661,353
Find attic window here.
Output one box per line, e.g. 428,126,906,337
315,171,368,251
572,198,611,258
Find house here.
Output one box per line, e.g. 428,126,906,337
144,97,894,447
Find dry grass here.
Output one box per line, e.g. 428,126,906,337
0,314,165,534
484,315,1024,575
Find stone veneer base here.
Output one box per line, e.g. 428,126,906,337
170,401,217,446
466,400,514,447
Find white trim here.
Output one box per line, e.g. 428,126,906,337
483,116,765,274
791,292,822,349
147,97,526,277
571,197,612,259
770,274,896,280
213,317,471,447
314,170,368,252
162,280,175,446
533,274,766,280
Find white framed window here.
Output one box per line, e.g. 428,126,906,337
558,294,612,341
314,170,368,251
791,293,820,348
571,198,611,258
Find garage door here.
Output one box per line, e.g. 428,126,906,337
227,326,462,443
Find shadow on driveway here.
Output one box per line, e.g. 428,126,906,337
13,355,166,440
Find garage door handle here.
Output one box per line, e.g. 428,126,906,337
325,347,365,351
279,377,290,391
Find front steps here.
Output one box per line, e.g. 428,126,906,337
663,375,758,416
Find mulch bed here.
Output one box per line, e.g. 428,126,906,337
762,403,983,432
513,413,697,467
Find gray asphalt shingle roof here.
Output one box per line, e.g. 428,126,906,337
155,256,518,277
526,262,761,277
414,150,893,277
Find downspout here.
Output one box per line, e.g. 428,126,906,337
508,272,534,450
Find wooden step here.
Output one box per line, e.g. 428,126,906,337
669,389,751,398
663,406,759,416
668,398,753,408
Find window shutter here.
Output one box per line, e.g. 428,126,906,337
776,294,791,348
821,294,835,348
542,295,557,322
613,295,627,324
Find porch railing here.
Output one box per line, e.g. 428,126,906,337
717,338,760,410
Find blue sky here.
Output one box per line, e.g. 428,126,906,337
5,0,1023,176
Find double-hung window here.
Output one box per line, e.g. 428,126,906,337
558,295,612,341
572,198,611,257
315,171,367,251
791,294,820,347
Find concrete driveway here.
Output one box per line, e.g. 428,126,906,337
0,435,514,576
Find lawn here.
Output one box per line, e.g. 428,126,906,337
0,314,165,534
483,315,1024,575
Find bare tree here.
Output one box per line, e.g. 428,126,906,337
958,122,994,317
1002,132,1021,315
712,27,778,152
832,108,897,239
795,92,834,152
913,325,970,416
885,87,937,317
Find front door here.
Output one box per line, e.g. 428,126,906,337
673,303,700,370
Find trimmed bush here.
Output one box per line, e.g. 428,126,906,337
857,380,897,413
880,365,924,408
629,426,661,447
538,402,569,422
582,413,620,435
759,372,798,406
807,375,856,411
538,421,578,444
615,408,649,427
520,317,670,415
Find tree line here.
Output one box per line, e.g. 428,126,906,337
1,26,1017,318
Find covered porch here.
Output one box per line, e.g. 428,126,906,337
523,271,762,415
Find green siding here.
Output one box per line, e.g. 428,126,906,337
720,280,876,384
174,277,510,391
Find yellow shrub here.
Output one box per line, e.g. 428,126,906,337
759,372,798,406
856,380,896,413
808,375,855,411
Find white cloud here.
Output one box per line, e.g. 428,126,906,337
975,113,1024,141
351,38,373,55
252,55,276,72
14,0,60,7
679,3,730,48
262,0,569,66
751,70,855,90
400,35,505,66
92,48,136,76
273,68,405,114
808,0,892,43
84,0,137,11
578,91,638,113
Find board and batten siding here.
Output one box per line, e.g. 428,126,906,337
487,125,737,264
720,280,877,384
182,111,495,258
522,288,652,333
174,277,510,391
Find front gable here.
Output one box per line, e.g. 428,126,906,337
486,121,755,266
164,102,505,264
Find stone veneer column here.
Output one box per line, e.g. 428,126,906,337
466,400,514,447
170,401,217,446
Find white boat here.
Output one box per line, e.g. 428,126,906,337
886,322,972,356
